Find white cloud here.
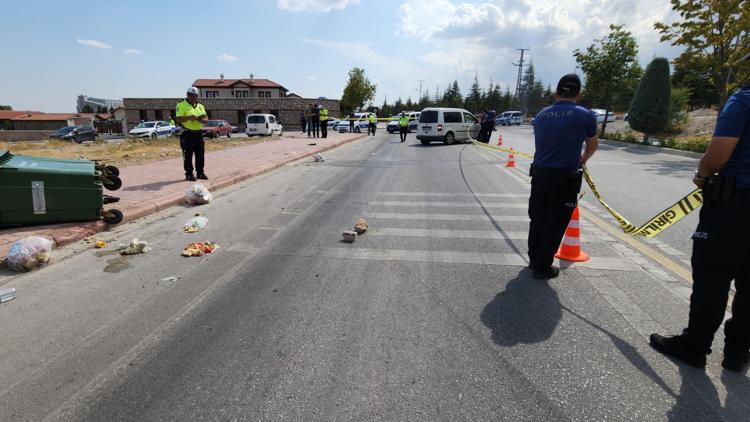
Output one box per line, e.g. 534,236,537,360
123,48,142,55
217,53,239,62
276,0,360,12
397,0,682,88
76,39,112,49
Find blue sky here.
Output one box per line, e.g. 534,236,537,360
1,0,683,112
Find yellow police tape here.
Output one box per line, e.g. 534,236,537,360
472,140,703,238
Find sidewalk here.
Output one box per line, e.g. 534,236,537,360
0,132,365,259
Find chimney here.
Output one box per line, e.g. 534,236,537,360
220,73,224,82
250,73,254,82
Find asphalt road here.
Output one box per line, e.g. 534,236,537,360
492,125,700,265
0,130,747,421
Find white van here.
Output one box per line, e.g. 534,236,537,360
416,108,480,145
496,111,523,126
246,114,283,136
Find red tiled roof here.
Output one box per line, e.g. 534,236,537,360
11,113,91,121
192,78,287,90
0,110,42,120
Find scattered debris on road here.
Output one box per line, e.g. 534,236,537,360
159,276,180,282
117,238,151,255
185,183,213,205
94,240,108,249
308,143,317,146
184,216,209,233
182,241,220,257
5,236,53,272
313,153,326,162
342,231,357,243
354,218,368,234
0,287,16,304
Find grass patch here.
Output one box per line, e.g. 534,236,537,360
0,135,276,168
602,131,710,154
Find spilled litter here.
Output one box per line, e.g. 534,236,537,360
182,242,220,257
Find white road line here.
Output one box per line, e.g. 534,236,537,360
278,247,639,271
370,228,528,240
376,192,528,198
365,212,526,221
369,201,528,208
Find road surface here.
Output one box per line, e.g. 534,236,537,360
0,130,747,421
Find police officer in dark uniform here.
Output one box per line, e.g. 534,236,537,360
527,74,598,279
650,53,750,372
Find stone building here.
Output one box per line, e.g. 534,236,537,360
123,97,341,132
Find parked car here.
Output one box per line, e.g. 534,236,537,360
50,125,97,143
386,111,420,133
202,119,232,139
338,112,373,133
592,108,616,123
246,114,283,136
326,119,340,129
129,121,175,139
416,107,480,145
495,111,523,126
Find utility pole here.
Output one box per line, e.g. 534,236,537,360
417,80,424,101
512,48,529,110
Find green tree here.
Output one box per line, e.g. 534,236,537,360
667,86,691,131
672,54,720,109
82,104,94,113
628,58,672,141
655,0,750,108
574,24,642,136
464,74,483,112
441,80,462,108
0,105,12,110
341,67,376,114
501,86,513,111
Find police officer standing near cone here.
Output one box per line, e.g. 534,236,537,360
650,52,750,372
527,74,598,279
398,112,409,143
175,86,209,181
319,104,329,138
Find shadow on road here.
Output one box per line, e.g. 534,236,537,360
667,363,750,421
641,159,697,177
122,179,186,192
480,270,562,346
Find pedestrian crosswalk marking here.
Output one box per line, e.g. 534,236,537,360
376,192,528,198
369,200,528,208
370,228,528,240
365,212,526,221
278,247,638,271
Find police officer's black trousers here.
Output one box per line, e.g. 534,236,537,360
320,121,327,138
180,130,204,176
369,123,376,136
683,192,750,357
399,126,408,142
527,168,580,270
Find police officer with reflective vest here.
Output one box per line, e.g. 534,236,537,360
175,87,209,181
650,53,750,373
527,74,598,279
398,112,409,143
368,113,377,136
319,105,329,138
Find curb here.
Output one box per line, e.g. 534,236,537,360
0,134,367,257
599,138,704,159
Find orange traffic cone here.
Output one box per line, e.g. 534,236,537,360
555,207,589,262
505,149,515,167
497,133,503,146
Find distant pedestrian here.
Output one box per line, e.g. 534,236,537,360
175,86,209,181
319,104,329,138
368,113,377,136
308,103,320,138
398,112,409,143
527,74,598,279
349,114,355,133
300,112,307,133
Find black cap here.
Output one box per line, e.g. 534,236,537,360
556,73,581,97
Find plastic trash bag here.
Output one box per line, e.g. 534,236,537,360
6,236,54,272
184,216,209,233
117,238,151,255
186,183,213,205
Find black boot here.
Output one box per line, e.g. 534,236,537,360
722,353,749,372
649,334,707,368
532,266,559,279
186,174,197,181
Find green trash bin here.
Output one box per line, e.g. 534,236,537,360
0,150,123,227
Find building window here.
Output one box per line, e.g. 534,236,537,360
155,110,163,120
139,110,148,121
265,91,272,98
258,92,263,98
242,91,249,98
